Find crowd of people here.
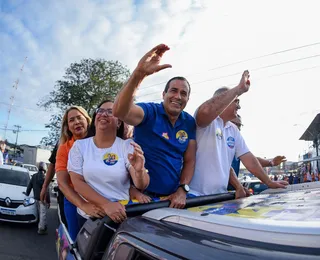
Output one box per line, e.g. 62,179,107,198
269,163,320,184
4,44,292,239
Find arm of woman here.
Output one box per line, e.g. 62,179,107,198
127,142,150,190
56,143,105,218
56,170,104,218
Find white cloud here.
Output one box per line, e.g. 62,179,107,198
0,0,319,161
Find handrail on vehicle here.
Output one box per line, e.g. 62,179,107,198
100,192,236,224
76,192,236,260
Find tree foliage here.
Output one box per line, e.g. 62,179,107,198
38,59,130,145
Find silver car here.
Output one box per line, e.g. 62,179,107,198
0,165,38,223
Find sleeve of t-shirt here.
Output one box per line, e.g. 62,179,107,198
55,144,68,172
235,129,250,159
188,115,196,140
123,139,134,171
48,143,58,164
67,141,84,176
136,102,156,126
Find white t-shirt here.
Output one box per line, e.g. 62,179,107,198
190,116,249,195
67,137,134,218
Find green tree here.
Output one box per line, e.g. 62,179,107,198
38,59,130,145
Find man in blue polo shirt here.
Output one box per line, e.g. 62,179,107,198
114,44,196,208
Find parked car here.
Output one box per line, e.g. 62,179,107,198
56,183,320,260
242,179,269,195
22,164,38,176
0,165,38,223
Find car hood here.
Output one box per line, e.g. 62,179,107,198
0,183,33,200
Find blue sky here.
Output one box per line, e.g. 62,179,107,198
1,0,320,161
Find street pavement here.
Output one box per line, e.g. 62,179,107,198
0,197,59,260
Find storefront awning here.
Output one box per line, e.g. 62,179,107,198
299,113,320,141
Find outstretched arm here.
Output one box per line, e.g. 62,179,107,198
196,71,250,128
257,155,287,167
113,44,172,126
240,152,288,189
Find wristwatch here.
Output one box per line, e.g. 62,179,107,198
179,184,190,193
269,159,274,167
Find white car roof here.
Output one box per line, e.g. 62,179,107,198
0,164,29,173
143,184,320,249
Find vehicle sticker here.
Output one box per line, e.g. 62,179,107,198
187,189,320,221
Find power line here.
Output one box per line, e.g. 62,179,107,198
0,101,51,113
144,64,320,103
138,53,320,99
138,41,320,92
0,127,48,132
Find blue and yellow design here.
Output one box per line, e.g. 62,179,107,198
103,153,118,166
176,130,188,144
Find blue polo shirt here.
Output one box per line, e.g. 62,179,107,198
134,102,196,195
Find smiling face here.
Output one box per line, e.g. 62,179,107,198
162,79,190,117
67,109,88,139
94,102,120,133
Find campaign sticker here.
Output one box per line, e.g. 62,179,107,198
227,136,235,149
103,153,118,166
176,130,188,144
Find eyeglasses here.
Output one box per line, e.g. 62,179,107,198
96,108,113,116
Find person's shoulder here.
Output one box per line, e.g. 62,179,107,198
136,102,158,109
75,137,92,148
182,110,195,121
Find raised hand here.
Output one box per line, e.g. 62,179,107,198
135,44,172,77
128,142,145,173
237,70,250,95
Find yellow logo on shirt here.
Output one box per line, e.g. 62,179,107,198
103,153,118,166
162,132,169,140
176,130,188,144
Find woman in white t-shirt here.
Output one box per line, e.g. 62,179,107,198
68,100,150,224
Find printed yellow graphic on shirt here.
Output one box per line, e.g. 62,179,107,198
176,130,188,144
162,132,169,139
103,153,118,166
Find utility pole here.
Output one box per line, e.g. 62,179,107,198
13,125,22,159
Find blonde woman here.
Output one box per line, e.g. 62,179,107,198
56,106,104,241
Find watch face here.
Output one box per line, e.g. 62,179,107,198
184,184,190,192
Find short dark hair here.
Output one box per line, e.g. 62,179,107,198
87,99,124,139
213,87,229,97
164,76,191,96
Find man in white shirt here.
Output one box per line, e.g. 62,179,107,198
190,71,288,198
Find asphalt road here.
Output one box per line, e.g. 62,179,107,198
0,197,59,260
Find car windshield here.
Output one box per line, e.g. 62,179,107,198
0,168,30,187
24,165,37,172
